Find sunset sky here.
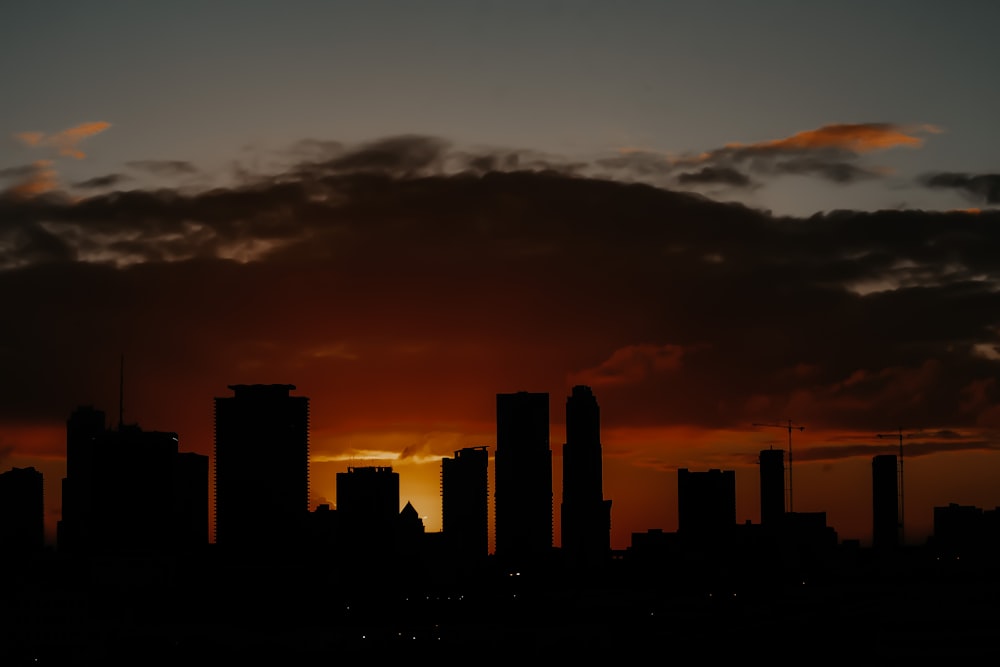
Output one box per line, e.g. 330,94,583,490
2,1,1000,551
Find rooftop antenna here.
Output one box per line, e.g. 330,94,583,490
118,353,124,431
753,419,805,513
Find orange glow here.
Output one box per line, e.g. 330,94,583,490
6,160,58,197
724,122,939,153
14,121,111,159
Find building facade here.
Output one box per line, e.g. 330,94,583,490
0,466,44,558
441,446,489,563
560,385,612,570
677,468,736,539
495,391,552,570
214,384,310,554
58,405,207,555
872,453,899,549
758,448,785,527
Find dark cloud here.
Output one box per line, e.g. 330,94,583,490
0,164,41,180
677,166,754,188
307,134,451,176
773,157,881,183
920,172,1000,205
2,135,1000,475
799,434,1000,463
72,173,131,190
126,160,199,176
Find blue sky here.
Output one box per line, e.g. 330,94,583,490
3,0,998,216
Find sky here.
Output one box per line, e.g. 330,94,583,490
2,1,1000,551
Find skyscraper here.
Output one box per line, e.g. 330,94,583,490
441,446,489,564
677,468,736,538
0,466,44,559
214,384,310,554
495,391,552,570
336,465,400,576
872,453,899,550
58,405,207,555
759,448,785,527
560,385,612,570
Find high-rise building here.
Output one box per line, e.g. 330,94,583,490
0,466,44,558
58,405,207,555
677,468,736,538
758,448,785,527
58,405,106,552
441,446,489,563
495,391,552,570
336,465,400,574
214,384,310,554
872,454,899,549
560,385,612,570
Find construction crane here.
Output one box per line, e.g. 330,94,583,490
753,419,805,513
876,427,915,546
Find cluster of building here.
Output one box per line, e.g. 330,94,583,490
1,383,999,590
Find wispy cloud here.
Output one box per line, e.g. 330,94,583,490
14,121,111,160
600,123,942,189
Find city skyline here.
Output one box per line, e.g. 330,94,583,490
2,2,1000,556
10,379,1000,554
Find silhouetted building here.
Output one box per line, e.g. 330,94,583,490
336,465,400,575
758,447,785,527
441,446,489,565
930,503,1000,556
0,466,44,558
58,403,208,556
677,468,735,538
872,454,899,550
214,384,310,555
397,499,426,564
58,405,107,552
560,385,612,571
174,452,210,550
495,391,552,571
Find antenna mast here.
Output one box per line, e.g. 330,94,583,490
876,427,912,546
118,353,124,431
753,419,805,512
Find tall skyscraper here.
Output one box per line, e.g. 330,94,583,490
872,453,899,550
560,385,612,570
336,465,400,575
677,468,736,538
214,384,310,554
495,391,552,570
0,466,44,558
441,446,489,564
758,448,785,527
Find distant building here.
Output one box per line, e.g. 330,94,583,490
495,391,552,571
57,405,208,555
560,385,612,571
677,468,736,539
441,446,489,564
872,454,899,550
214,384,310,555
758,448,785,526
930,503,1000,555
0,466,44,558
336,465,401,576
